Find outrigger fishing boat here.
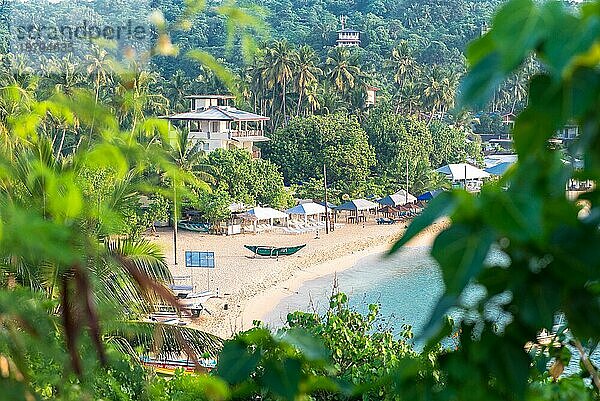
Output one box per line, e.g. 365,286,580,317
177,221,210,232
244,244,306,258
140,355,217,376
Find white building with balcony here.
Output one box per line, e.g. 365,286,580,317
165,95,270,158
336,16,360,47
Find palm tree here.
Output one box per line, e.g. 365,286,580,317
422,66,458,124
41,54,84,97
247,50,270,115
164,70,192,112
85,47,113,104
0,99,218,373
326,47,362,95
294,45,322,116
387,41,419,113
113,62,169,133
304,82,322,115
263,40,296,126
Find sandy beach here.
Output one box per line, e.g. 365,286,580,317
148,219,446,338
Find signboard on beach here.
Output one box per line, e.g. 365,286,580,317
185,251,215,268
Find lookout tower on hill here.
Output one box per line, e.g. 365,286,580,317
336,16,360,47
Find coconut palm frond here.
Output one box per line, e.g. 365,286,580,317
106,238,171,284
107,321,224,360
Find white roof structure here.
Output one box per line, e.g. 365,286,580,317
380,190,417,205
285,202,326,216
336,199,379,211
484,154,518,168
436,163,491,181
240,207,288,220
165,106,269,122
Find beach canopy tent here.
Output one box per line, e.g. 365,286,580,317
485,161,514,176
317,201,338,209
379,191,416,207
436,163,490,181
240,207,288,221
228,202,251,213
336,199,379,223
393,189,417,204
286,202,326,215
417,189,444,201
285,202,327,223
335,199,379,211
239,206,288,231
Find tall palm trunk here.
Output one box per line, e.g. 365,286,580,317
56,127,67,157
296,81,304,116
281,77,287,125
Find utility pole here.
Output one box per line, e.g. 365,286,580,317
323,163,329,234
405,159,409,204
169,121,178,265
173,180,178,265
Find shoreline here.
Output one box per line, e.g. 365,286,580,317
149,219,447,338
239,220,446,331
240,243,392,328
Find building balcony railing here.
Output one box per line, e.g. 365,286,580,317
188,129,266,140
229,129,265,138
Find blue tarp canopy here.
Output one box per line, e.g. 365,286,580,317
485,162,513,176
285,202,326,215
417,189,444,201
318,201,338,209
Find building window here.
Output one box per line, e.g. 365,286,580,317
211,122,219,132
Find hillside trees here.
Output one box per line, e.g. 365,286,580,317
206,148,293,209
429,121,483,167
264,113,375,195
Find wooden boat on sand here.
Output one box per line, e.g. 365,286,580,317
140,356,216,376
244,244,306,258
178,221,210,232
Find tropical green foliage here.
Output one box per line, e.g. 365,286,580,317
207,148,293,209
362,103,476,195
390,0,600,400
0,72,219,400
429,121,484,167
265,113,376,195
3,0,600,400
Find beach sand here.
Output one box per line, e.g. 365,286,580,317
148,218,447,338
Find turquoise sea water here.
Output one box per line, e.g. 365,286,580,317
264,245,599,374
264,246,444,339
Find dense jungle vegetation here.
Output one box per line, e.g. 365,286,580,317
1,0,599,400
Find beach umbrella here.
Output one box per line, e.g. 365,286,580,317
436,163,490,181
378,205,400,217
484,161,513,176
417,189,444,201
